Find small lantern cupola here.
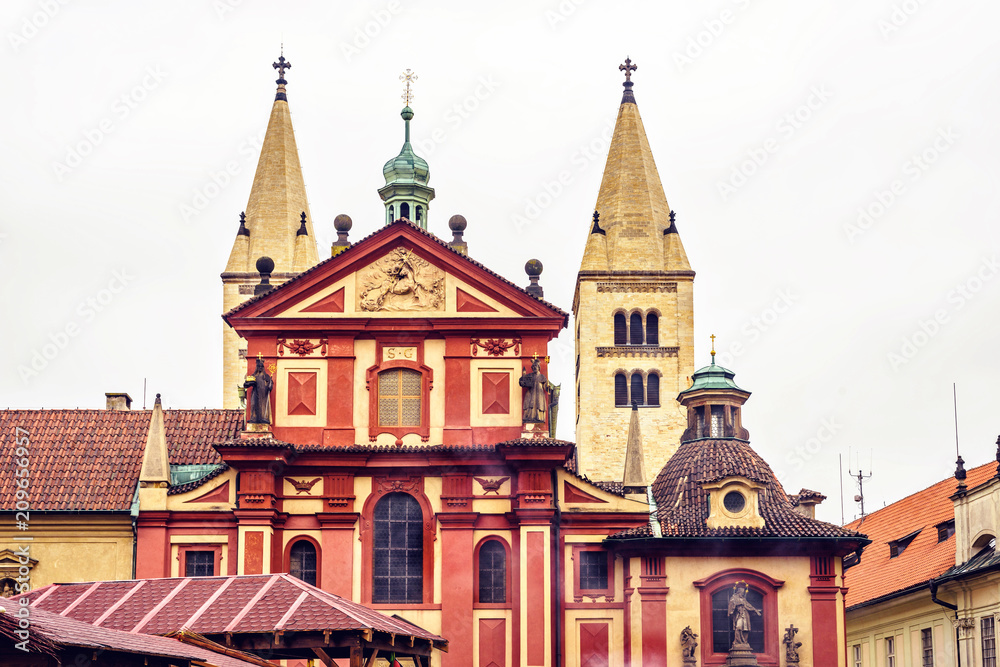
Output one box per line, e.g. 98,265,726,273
677,337,751,443
378,69,435,229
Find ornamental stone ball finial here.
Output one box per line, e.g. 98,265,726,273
525,259,544,298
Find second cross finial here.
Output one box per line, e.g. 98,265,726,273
619,57,637,82
400,68,417,107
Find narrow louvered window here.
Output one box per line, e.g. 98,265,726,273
921,629,933,667
373,493,423,603
478,540,506,604
630,373,644,407
289,540,317,586
378,369,422,427
853,645,862,667
388,205,394,223
983,618,996,667
185,551,214,577
647,374,660,406
886,636,896,667
629,313,643,345
615,374,628,406
614,313,626,345
646,313,658,345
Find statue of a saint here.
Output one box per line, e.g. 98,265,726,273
681,625,699,661
519,357,547,423
244,357,273,425
728,581,761,649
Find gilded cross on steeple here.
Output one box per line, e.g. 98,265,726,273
710,334,717,361
619,57,637,82
400,68,417,106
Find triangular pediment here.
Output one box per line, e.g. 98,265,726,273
225,221,567,326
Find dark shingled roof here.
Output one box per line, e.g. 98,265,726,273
224,218,569,320
167,463,230,496
639,438,861,539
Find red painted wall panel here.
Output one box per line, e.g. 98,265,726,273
526,531,546,665
441,527,474,667
580,622,610,667
479,618,507,667
244,531,264,575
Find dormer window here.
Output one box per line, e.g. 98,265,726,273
936,520,955,543
703,477,765,530
888,530,920,558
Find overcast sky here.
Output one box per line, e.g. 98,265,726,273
1,1,997,525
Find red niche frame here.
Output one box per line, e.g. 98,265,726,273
693,568,785,667
365,340,434,443
282,534,322,588
360,476,437,606
474,536,513,609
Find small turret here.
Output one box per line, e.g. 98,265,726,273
677,338,751,443
378,70,435,229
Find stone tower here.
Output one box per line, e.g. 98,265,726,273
220,54,319,409
378,71,435,229
573,59,695,482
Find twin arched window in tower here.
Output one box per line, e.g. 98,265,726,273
614,310,658,346
614,370,660,408
388,203,424,224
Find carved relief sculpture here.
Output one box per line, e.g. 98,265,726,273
244,356,273,425
519,357,547,423
783,624,802,666
357,248,444,312
681,626,699,665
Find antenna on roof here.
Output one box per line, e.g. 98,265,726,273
848,447,872,520
839,453,845,525
143,378,147,410
954,383,967,494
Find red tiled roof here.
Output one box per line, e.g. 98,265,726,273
20,574,446,649
843,461,995,609
0,597,274,666
0,409,242,511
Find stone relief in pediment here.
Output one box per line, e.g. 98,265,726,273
357,248,444,312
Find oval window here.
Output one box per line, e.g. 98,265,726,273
723,491,746,513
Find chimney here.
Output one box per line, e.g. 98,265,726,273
106,393,133,411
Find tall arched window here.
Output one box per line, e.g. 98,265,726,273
400,202,410,220
289,540,317,586
416,205,423,224
478,540,507,604
614,313,627,345
615,373,628,406
711,586,765,652
630,373,644,406
388,205,394,223
629,313,643,345
646,313,659,345
373,493,423,603
647,374,660,407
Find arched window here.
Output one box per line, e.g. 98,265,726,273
646,313,659,345
647,374,660,406
289,540,317,586
630,373,644,406
615,373,628,406
378,368,422,427
373,493,423,603
388,205,394,223
711,586,765,653
629,313,643,345
478,540,506,604
400,202,410,220
416,205,423,223
614,313,627,345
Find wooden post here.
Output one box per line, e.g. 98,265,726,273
350,642,364,667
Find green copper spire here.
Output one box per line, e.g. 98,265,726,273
378,69,435,229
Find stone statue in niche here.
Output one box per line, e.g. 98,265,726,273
519,357,548,423
729,581,761,648
244,356,273,425
357,248,444,312
681,626,699,664
783,625,801,665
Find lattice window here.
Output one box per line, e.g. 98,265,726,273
983,617,996,667
478,540,506,604
647,374,660,406
614,373,628,406
711,405,725,437
378,369,422,427
886,636,895,667
373,493,423,603
614,313,627,345
629,313,643,345
579,551,609,591
921,629,934,667
853,645,863,667
646,313,658,345
289,540,317,586
185,551,214,577
711,586,764,653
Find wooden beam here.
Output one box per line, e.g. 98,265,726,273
312,647,335,667
364,648,380,667
350,643,364,667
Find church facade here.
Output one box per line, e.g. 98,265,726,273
2,56,866,667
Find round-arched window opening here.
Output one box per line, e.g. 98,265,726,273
723,491,746,513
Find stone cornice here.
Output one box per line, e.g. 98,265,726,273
595,346,679,358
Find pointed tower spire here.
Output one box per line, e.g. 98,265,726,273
378,69,435,229
221,51,320,409
622,400,647,500
139,394,170,487
574,58,696,483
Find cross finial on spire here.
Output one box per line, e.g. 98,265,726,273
710,334,716,361
400,68,417,107
619,57,637,82
272,51,291,101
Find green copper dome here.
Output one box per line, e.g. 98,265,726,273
678,355,746,396
382,106,431,186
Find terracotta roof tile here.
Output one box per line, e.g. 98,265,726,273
843,461,995,609
0,409,242,511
